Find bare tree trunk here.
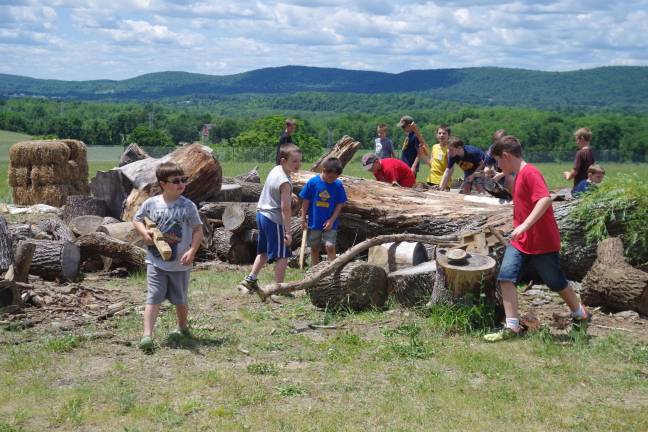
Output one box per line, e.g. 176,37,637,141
310,135,361,172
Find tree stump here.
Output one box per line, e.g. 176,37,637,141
69,215,104,236
387,261,436,307
430,248,497,305
306,260,388,311
368,241,428,272
581,237,648,314
37,218,76,242
76,232,146,272
212,183,243,202
222,204,257,235
89,170,129,219
30,239,80,282
0,216,13,273
61,195,107,222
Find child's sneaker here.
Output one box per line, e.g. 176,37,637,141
138,336,154,352
169,326,191,338
571,306,593,333
239,276,259,294
484,327,522,342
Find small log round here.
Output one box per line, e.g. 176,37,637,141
96,222,142,246
431,248,497,305
306,260,388,311
37,218,76,243
61,195,107,222
368,241,428,272
222,204,256,235
69,215,104,236
387,261,436,307
30,239,80,282
212,183,243,202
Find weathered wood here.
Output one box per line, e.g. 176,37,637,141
238,182,263,202
96,222,142,246
258,233,458,299
89,169,129,219
232,167,260,184
76,232,146,272
118,143,149,167
581,237,648,314
387,261,436,307
310,135,361,172
212,183,243,202
222,204,257,235
306,260,388,311
430,249,497,305
7,240,36,283
0,216,12,273
143,217,172,261
212,228,251,264
102,216,121,225
30,239,80,282
69,215,104,236
37,218,76,242
61,195,106,222
368,241,428,272
7,224,32,244
199,202,256,220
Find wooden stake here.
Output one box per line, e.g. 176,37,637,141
299,229,308,269
143,217,172,261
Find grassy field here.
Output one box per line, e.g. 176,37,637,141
0,269,647,431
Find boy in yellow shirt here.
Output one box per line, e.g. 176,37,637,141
422,124,451,189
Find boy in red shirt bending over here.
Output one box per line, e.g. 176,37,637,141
484,136,592,341
361,153,415,188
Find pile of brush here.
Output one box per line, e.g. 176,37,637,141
8,139,90,206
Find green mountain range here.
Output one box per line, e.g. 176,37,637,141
1,65,648,111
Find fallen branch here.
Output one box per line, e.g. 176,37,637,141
257,233,458,300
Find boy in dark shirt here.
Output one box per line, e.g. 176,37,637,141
563,127,595,191
439,137,486,194
275,118,297,165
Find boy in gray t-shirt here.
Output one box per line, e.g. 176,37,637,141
133,162,203,351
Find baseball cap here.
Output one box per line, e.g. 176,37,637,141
361,153,378,170
398,115,414,128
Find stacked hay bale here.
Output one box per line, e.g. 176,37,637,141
8,139,90,207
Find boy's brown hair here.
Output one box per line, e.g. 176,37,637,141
587,164,605,175
492,129,507,143
377,123,387,133
437,124,451,135
448,136,464,149
278,143,302,162
574,127,592,142
322,157,343,174
491,135,523,158
156,162,185,184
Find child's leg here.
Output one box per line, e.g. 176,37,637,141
274,257,288,283
497,245,526,331
311,244,321,266
533,253,589,319
325,244,336,262
500,280,519,321
250,253,268,278
143,304,161,337
175,304,188,330
323,230,338,262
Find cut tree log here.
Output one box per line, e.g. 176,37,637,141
90,169,129,219
143,217,172,261
199,202,257,220
37,218,76,243
222,204,257,235
0,216,12,273
4,240,36,283
387,261,436,307
76,232,146,272
102,216,121,225
30,239,80,282
306,260,388,311
96,222,142,246
212,228,251,264
258,233,458,300
118,143,149,167
61,195,107,222
581,237,648,314
223,167,261,184
430,248,497,306
368,241,428,272
69,215,104,236
0,280,19,309
237,182,263,202
212,183,242,202
310,135,361,172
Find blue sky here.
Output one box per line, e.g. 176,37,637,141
1,0,647,80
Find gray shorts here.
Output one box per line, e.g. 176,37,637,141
146,265,190,305
307,229,337,247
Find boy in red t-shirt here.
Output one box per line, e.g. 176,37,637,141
361,153,415,188
484,136,592,341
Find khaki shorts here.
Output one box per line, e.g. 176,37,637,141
307,229,337,247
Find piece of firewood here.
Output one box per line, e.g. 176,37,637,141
143,217,172,261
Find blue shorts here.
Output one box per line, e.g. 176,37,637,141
256,213,292,263
498,245,568,292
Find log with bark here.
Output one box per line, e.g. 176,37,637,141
118,143,149,167
30,239,80,282
199,202,257,220
368,241,428,272
76,232,146,272
430,249,497,306
581,237,648,314
4,240,36,284
61,195,107,222
212,228,252,264
387,261,436,307
306,260,388,311
37,218,76,243
0,216,12,273
237,182,263,202
96,222,143,246
229,167,261,184
310,135,361,172
69,215,104,236
222,204,257,235
257,233,458,300
212,184,242,202
89,169,129,219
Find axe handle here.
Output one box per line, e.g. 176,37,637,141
299,229,308,269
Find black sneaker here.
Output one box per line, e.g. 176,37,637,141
239,277,259,294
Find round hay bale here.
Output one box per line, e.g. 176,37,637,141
9,140,70,167
306,260,388,311
30,163,72,186
8,166,31,187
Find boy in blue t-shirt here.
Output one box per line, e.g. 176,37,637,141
299,157,347,266
439,137,486,194
573,164,605,197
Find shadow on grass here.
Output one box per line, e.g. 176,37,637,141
163,333,232,354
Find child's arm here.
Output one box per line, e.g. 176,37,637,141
300,199,310,230
280,183,293,247
323,203,344,231
133,219,154,246
439,167,454,191
510,197,552,241
180,225,204,266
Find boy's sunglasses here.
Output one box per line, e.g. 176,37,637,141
165,176,188,184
